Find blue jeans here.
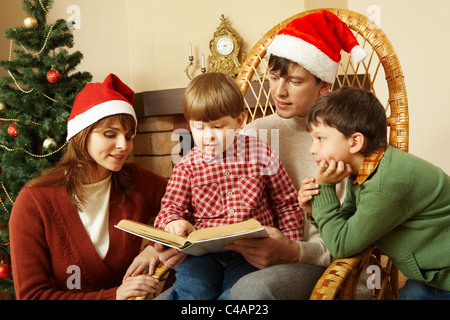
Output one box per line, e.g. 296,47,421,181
167,251,258,300
398,279,450,300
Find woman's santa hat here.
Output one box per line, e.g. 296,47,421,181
66,73,137,141
267,10,367,83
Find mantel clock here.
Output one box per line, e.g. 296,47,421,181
208,15,244,77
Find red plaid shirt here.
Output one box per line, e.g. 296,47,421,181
154,133,303,241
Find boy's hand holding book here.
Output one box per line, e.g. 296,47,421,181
165,219,195,237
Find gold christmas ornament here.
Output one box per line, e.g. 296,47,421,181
24,16,38,29
43,137,57,149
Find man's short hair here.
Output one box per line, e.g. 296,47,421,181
268,55,321,84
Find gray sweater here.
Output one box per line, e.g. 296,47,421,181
242,113,335,267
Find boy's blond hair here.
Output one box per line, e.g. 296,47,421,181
182,73,244,121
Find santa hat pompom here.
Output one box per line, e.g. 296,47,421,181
350,45,367,64
267,10,367,83
66,73,137,141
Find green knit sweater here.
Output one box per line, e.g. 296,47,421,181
310,145,450,290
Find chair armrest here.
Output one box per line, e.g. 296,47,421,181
309,248,373,300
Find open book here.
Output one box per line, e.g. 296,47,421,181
115,218,268,256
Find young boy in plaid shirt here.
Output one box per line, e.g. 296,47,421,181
154,72,303,300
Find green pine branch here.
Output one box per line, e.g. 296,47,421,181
0,0,92,296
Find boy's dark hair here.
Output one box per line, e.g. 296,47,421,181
269,55,321,84
306,86,388,155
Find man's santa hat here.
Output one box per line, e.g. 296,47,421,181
267,10,367,83
66,73,137,141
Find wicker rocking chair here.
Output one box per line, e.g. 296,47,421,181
234,8,408,300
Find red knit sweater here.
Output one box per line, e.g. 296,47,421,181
10,164,167,300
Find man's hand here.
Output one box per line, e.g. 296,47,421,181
315,159,351,185
225,226,301,269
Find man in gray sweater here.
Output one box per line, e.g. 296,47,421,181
228,10,367,299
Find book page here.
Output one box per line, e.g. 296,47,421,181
186,219,263,242
115,220,188,248
183,228,268,256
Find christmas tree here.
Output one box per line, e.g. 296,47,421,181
0,0,92,296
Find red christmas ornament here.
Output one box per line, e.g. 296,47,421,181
47,68,61,83
0,263,11,278
7,124,19,137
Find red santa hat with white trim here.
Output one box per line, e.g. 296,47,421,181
66,73,137,141
267,10,367,83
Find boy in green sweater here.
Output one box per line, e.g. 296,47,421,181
299,86,450,299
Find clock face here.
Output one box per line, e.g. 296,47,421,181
216,36,234,55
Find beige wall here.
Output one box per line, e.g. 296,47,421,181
1,0,449,174
347,0,450,174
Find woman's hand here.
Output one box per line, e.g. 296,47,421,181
118,245,162,300
116,274,159,300
123,244,159,280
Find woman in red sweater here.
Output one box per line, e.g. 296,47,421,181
9,74,167,300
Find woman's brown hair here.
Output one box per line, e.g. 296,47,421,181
25,114,137,209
